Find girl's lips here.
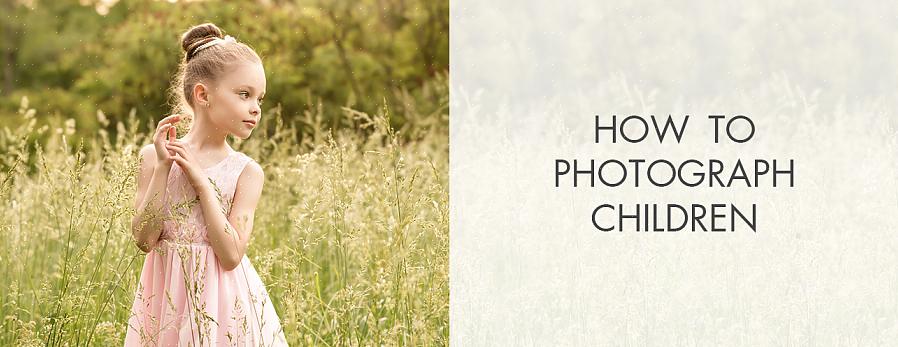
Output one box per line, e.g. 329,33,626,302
243,120,257,127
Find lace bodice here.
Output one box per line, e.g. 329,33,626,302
160,150,254,244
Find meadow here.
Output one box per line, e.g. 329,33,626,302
0,85,448,345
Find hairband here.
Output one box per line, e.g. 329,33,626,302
188,35,237,59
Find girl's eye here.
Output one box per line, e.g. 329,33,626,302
239,91,263,106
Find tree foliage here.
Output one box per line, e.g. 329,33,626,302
1,0,448,144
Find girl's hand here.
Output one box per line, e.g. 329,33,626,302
153,114,182,165
165,141,211,191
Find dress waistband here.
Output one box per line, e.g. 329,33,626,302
158,238,212,247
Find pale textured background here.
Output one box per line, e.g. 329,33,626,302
451,1,898,345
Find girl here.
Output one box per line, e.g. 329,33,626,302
125,23,288,346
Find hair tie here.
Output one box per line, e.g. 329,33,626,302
188,35,237,60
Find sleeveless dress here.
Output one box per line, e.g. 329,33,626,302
124,150,289,346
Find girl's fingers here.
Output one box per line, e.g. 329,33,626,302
154,124,171,142
166,144,188,159
156,114,181,128
153,114,180,141
166,143,184,153
167,146,194,164
166,143,189,155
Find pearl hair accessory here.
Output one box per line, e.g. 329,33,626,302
189,35,237,59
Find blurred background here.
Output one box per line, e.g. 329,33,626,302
0,0,448,146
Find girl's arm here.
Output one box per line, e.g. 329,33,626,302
196,161,265,271
131,144,172,253
131,114,181,253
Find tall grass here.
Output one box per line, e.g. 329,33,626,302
0,86,448,345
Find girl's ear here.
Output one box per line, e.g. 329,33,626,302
193,83,210,105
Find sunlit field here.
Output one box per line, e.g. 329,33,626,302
0,80,448,345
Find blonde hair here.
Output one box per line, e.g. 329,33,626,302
167,23,261,129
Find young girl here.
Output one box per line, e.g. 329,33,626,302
125,23,288,346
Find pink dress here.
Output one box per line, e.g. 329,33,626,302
125,150,289,346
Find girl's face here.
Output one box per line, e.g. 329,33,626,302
204,62,267,140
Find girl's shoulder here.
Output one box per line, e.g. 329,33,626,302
236,152,261,171
139,143,155,156
234,152,263,181
219,150,260,178
138,143,159,167
231,150,257,166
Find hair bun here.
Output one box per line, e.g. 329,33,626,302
181,23,225,56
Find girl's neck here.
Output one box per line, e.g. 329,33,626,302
181,113,231,153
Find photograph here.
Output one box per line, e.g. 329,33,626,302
0,0,447,345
